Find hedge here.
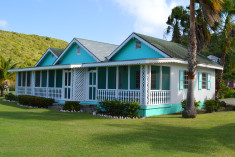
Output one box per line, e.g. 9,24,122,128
63,101,80,112
18,95,54,108
97,100,141,118
5,93,18,101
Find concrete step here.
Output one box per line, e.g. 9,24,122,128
49,103,64,110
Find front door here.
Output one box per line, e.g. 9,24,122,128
64,70,71,100
88,71,96,101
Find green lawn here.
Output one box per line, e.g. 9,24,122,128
0,100,234,157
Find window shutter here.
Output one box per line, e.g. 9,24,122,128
198,72,202,90
179,70,184,90
207,73,211,90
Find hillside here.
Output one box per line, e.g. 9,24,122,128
0,30,68,68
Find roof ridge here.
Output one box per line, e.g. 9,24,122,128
75,37,118,46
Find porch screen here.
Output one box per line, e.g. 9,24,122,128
35,71,41,87
27,71,31,87
130,65,140,89
22,72,26,86
119,66,128,89
108,67,116,89
49,70,55,87
98,67,106,89
162,66,170,90
56,70,62,88
151,66,160,90
41,71,47,87
18,72,22,86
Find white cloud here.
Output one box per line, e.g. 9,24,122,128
0,20,8,29
114,0,189,40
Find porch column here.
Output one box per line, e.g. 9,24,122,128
115,66,119,99
143,65,151,106
31,71,35,96
15,72,18,95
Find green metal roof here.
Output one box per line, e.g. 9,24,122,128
134,33,221,67
50,48,64,57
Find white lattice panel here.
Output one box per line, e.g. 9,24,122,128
146,65,151,105
73,68,86,101
141,65,145,105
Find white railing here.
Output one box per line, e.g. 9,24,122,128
97,89,140,103
17,87,32,95
149,90,170,105
16,87,63,100
48,88,63,100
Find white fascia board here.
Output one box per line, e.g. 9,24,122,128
53,38,100,65
34,48,58,67
8,64,82,72
107,33,170,60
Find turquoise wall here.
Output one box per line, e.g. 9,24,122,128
111,38,165,61
58,43,97,64
38,52,57,66
139,101,205,117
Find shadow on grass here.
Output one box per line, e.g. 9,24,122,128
0,100,101,121
93,122,235,155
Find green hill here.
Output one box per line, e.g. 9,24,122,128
0,30,68,68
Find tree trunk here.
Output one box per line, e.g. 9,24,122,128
182,0,197,118
0,88,4,97
215,51,226,100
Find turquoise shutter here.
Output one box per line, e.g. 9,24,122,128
207,73,211,90
198,72,202,90
179,70,184,90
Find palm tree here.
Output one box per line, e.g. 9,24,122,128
215,0,235,99
0,56,17,96
182,0,223,118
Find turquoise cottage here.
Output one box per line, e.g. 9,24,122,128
9,33,222,117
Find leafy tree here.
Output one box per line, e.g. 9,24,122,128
182,0,223,118
215,0,235,99
0,56,17,96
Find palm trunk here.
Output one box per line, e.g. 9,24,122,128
0,88,4,97
182,0,197,118
215,51,226,100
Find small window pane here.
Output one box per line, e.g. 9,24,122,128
77,47,81,55
184,71,188,89
135,41,141,49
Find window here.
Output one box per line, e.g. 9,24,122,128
135,70,140,89
151,70,156,89
77,46,81,55
135,40,141,49
27,71,31,87
22,72,26,87
184,71,188,89
202,73,207,89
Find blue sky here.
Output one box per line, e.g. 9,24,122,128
0,0,189,45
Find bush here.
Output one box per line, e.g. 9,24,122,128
5,93,18,101
181,99,200,109
204,99,221,113
98,100,141,118
18,95,54,108
219,82,235,99
63,101,80,112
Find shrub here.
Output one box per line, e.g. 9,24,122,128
181,99,200,109
63,101,80,112
18,95,54,108
204,99,221,113
98,100,141,118
219,82,235,99
5,93,18,101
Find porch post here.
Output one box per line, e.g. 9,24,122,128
31,71,35,96
15,72,18,95
116,66,119,99
144,65,150,106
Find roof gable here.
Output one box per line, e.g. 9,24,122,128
35,48,61,67
111,37,166,61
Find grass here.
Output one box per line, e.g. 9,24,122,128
0,100,234,157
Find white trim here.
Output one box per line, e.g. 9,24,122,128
8,58,223,72
35,48,58,67
53,38,100,65
107,33,170,60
